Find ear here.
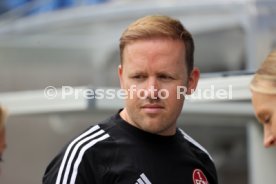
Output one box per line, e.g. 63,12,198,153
118,64,124,88
186,67,200,95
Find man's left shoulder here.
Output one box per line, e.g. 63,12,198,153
178,128,214,162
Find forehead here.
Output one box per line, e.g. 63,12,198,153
252,92,276,111
125,37,184,50
123,39,186,72
123,38,185,61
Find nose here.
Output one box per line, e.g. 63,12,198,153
146,77,159,99
263,129,276,148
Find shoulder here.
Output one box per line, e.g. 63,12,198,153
43,117,120,184
63,116,120,159
177,128,218,182
70,114,119,149
178,128,213,161
57,115,120,163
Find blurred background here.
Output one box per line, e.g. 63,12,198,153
0,0,276,183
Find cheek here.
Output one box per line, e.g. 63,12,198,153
167,85,183,98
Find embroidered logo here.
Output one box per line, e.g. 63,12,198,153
135,173,152,184
193,169,208,184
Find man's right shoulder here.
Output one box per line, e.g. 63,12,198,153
43,116,119,184
62,115,118,153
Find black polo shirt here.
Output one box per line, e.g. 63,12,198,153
43,111,218,184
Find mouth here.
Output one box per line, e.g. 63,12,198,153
141,104,164,114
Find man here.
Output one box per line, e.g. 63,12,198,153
43,15,218,184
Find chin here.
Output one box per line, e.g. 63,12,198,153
142,122,170,134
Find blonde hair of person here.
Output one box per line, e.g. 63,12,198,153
250,51,276,94
119,15,194,74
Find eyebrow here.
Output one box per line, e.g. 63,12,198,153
130,71,176,76
156,71,174,75
129,71,147,76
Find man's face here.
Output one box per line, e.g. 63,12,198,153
119,38,199,136
252,91,276,148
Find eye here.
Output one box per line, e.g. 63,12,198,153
257,111,272,125
258,113,271,125
263,115,271,124
158,74,173,80
131,75,146,80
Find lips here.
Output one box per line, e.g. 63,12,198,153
141,104,164,114
142,104,164,108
